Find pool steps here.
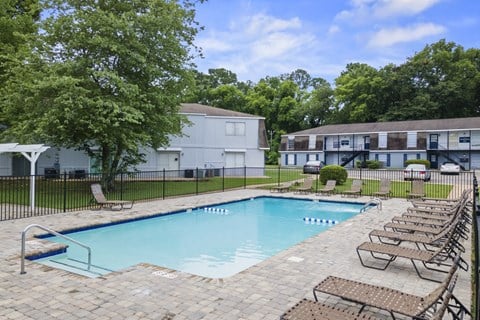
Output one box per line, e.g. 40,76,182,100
38,254,112,278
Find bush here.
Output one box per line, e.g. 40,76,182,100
405,159,431,168
320,165,348,185
355,160,383,169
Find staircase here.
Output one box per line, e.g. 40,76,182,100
340,151,369,167
434,149,466,170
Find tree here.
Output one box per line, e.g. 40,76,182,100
301,78,334,128
0,0,39,80
0,0,203,188
333,63,386,123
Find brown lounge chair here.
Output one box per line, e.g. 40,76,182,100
281,262,469,319
317,180,336,196
368,212,466,253
342,179,362,197
311,256,468,319
270,182,293,193
356,229,468,282
407,180,425,199
372,179,391,199
91,183,134,210
295,177,314,194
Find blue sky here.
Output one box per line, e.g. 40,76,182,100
193,0,480,84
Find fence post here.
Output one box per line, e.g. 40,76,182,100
222,167,225,192
120,172,124,200
63,172,67,212
473,174,479,320
162,169,166,200
244,166,247,189
196,167,199,195
277,165,281,186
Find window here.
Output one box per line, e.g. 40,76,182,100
340,140,350,146
287,136,294,150
308,135,316,149
459,136,470,143
225,122,245,136
407,132,417,148
378,133,387,148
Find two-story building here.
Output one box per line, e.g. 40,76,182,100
0,103,269,177
280,117,480,170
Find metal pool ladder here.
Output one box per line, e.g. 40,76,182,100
360,198,382,212
20,224,92,274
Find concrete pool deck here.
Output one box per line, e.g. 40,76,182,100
0,189,472,319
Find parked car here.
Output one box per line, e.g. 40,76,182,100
303,160,324,174
403,164,431,181
439,162,460,175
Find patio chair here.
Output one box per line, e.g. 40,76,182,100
311,256,469,319
368,212,466,252
295,177,314,194
317,180,336,196
342,179,362,197
372,179,391,199
270,181,293,193
90,183,134,210
407,180,425,199
280,298,380,320
356,230,468,282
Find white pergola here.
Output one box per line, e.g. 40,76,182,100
0,143,50,210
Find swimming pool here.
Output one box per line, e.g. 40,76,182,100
34,197,365,278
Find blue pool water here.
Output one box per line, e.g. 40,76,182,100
36,197,364,278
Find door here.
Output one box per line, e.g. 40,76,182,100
225,152,245,168
157,152,180,171
363,136,370,150
429,154,438,169
429,134,438,149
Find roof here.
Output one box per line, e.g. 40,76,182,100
180,103,262,119
287,117,480,136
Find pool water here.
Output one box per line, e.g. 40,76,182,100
35,197,364,278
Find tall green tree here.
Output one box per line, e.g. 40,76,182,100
1,0,203,188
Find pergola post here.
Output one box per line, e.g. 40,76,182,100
0,144,50,212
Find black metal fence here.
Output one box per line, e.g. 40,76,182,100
0,166,475,221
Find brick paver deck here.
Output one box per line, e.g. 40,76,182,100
0,189,472,319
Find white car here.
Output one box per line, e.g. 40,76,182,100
440,162,460,175
403,164,431,181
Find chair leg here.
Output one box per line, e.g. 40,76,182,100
356,248,393,270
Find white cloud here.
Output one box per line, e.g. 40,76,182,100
336,0,441,22
245,14,302,35
195,13,320,81
373,0,441,18
328,25,341,35
196,37,233,52
368,23,446,47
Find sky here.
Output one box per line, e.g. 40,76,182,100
193,0,480,84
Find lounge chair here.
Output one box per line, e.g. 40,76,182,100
295,177,314,194
311,257,468,319
270,182,293,193
280,298,380,320
407,180,425,199
91,183,134,210
372,179,391,199
317,180,336,196
368,211,466,252
342,179,362,197
356,230,468,282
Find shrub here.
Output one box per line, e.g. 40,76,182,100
405,159,431,168
355,160,383,169
320,165,348,185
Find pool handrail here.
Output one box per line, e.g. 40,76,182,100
20,224,92,274
360,198,382,212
